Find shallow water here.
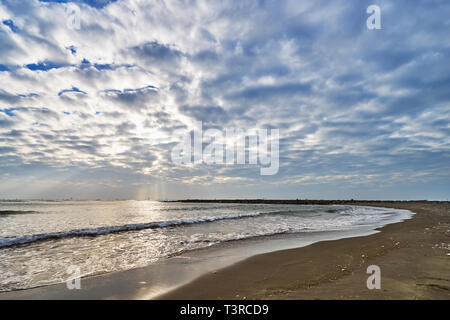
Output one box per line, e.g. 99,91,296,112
0,200,413,292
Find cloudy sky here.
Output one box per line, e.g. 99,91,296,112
0,0,449,200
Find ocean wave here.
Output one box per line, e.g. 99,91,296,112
0,210,37,216
158,204,248,211
0,207,357,248
0,212,263,248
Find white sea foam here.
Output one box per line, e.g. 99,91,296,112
0,211,262,248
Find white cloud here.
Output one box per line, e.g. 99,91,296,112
0,0,449,199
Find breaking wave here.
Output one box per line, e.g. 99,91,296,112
0,212,263,248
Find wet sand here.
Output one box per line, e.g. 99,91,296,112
160,201,450,300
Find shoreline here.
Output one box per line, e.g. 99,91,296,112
0,201,448,299
160,201,450,299
0,228,385,299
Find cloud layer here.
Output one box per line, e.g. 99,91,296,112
0,0,449,200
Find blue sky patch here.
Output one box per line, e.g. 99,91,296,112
58,87,87,96
18,93,40,98
0,108,18,117
26,61,65,71
39,0,118,9
2,19,19,33
67,46,77,54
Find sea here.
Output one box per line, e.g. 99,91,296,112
0,200,413,292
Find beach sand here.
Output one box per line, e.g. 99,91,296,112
1,201,448,300
160,201,450,300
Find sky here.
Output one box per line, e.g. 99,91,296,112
0,0,449,200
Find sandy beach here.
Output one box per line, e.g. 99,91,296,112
160,201,450,300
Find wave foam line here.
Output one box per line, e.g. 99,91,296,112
0,212,262,248
0,210,37,216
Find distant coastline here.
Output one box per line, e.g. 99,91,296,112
174,199,446,205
